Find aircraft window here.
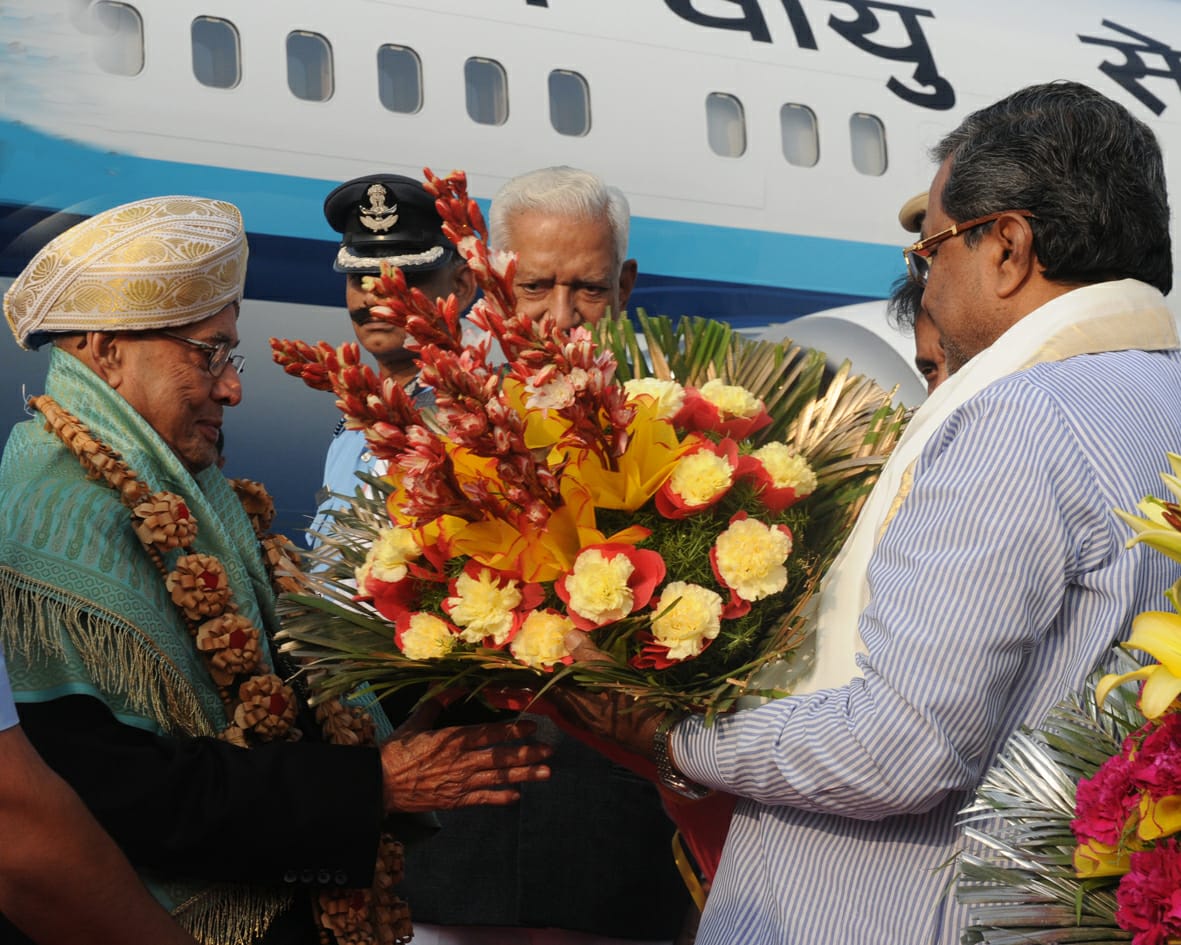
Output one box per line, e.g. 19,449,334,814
850,112,888,176
548,70,590,136
780,103,819,167
706,93,746,158
465,57,508,125
192,17,241,89
287,31,333,102
91,1,144,76
378,45,423,114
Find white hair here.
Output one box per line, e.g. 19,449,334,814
489,166,630,267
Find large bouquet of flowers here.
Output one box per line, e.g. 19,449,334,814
957,454,1181,945
270,169,906,721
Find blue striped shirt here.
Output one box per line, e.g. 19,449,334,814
675,346,1181,944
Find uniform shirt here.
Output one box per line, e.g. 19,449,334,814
0,648,16,732
309,426,379,545
674,347,1181,945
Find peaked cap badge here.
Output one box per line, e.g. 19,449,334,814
359,183,399,233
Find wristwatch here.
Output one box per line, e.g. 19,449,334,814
652,713,711,799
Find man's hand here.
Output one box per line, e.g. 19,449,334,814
379,711,552,814
544,631,671,761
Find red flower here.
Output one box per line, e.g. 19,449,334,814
1116,838,1181,944
1073,751,1140,847
735,454,808,513
628,629,716,670
555,543,666,630
655,438,738,520
672,386,772,441
366,575,419,623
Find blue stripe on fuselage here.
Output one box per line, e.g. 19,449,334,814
0,119,893,318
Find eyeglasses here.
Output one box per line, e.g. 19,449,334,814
155,332,246,377
903,209,1035,284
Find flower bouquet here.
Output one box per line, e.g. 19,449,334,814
270,169,907,723
957,454,1181,945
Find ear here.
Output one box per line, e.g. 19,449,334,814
991,213,1038,299
617,259,638,310
84,332,128,388
452,262,479,311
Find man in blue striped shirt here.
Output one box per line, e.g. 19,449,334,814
555,81,1181,944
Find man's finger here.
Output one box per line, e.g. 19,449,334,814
563,630,612,665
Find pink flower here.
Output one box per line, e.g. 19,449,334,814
1116,838,1181,944
1129,714,1181,801
1073,751,1140,847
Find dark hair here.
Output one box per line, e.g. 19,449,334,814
886,273,924,331
934,81,1171,294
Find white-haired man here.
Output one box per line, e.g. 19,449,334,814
399,167,690,945
489,165,638,331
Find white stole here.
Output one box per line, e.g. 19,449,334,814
757,279,1179,698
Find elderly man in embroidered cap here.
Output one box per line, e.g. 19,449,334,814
0,195,551,945
311,174,477,543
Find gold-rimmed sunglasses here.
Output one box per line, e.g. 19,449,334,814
903,209,1035,284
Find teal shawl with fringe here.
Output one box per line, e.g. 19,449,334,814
0,348,293,943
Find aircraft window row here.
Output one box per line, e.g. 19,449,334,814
91,3,886,172
709,92,887,176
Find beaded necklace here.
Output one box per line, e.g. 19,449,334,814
31,393,412,945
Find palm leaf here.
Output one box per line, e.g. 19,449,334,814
955,659,1144,944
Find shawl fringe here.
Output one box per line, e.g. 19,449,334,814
0,566,215,737
174,885,294,945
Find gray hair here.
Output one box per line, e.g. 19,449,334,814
934,81,1171,295
489,166,631,266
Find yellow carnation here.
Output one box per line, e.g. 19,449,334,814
699,378,762,418
447,568,523,645
751,442,818,496
565,549,635,624
624,378,685,419
357,527,420,586
400,613,457,661
510,611,575,669
714,518,793,601
652,582,723,660
668,450,733,506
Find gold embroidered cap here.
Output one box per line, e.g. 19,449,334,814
4,195,248,350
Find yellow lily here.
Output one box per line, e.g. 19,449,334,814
1116,500,1181,566
1096,610,1181,719
1138,793,1181,841
567,399,693,511
449,478,648,583
1073,838,1132,878
502,377,570,451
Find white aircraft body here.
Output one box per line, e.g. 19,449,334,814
1,0,1179,534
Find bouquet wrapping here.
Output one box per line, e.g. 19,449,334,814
269,169,907,727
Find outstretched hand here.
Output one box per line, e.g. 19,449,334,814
543,631,671,762
379,704,552,814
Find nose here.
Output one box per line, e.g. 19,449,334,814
213,366,243,407
549,286,581,331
